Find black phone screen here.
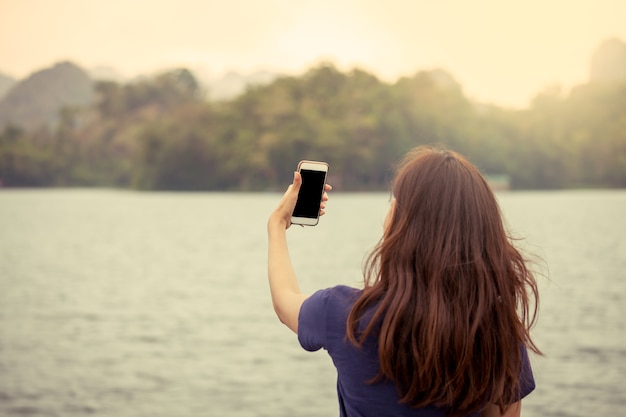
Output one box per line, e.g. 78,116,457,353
293,169,327,218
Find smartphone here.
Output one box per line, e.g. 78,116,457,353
291,160,329,226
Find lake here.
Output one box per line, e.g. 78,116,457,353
0,189,624,417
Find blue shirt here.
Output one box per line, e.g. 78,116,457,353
298,285,535,417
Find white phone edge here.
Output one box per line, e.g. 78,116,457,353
290,216,320,226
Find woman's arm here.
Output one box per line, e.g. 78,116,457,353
267,220,308,333
267,172,330,333
481,401,521,417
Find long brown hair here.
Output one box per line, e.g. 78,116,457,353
346,146,541,416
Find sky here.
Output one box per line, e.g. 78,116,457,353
1,0,625,108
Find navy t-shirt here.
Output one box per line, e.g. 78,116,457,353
298,285,535,417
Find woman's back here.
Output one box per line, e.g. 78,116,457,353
299,285,535,417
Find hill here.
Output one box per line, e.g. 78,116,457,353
589,37,626,83
0,62,280,131
203,70,280,101
0,61,93,130
0,72,16,100
89,65,127,82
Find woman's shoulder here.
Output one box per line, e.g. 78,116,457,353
306,285,361,315
322,285,362,304
299,285,362,350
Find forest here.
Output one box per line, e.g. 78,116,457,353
0,63,625,190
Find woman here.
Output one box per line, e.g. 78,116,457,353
267,146,540,417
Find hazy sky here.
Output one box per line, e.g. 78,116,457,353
1,0,625,107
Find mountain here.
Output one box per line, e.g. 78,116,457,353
0,72,16,100
87,64,279,101
86,64,280,101
589,37,626,83
0,61,282,131
0,61,94,130
89,65,127,82
190,68,280,101
208,71,276,100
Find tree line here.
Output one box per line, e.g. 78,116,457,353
1,64,625,190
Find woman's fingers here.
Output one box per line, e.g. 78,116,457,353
319,201,327,217
319,185,331,216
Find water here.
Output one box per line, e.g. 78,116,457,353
0,189,624,417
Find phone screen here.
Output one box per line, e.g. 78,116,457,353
293,169,327,218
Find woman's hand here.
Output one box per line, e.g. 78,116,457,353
268,171,332,230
